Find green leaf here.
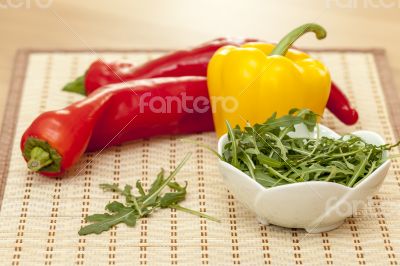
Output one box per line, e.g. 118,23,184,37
226,120,239,168
85,213,112,222
239,152,256,179
78,207,136,235
160,190,187,208
148,169,165,195
124,212,138,227
160,181,187,208
244,148,259,155
263,165,295,183
257,154,282,169
143,153,191,207
100,183,119,192
136,180,146,196
347,150,372,187
353,161,377,186
167,181,187,191
324,166,337,182
106,201,125,213
254,169,288,188
100,184,133,203
265,132,288,160
122,185,133,202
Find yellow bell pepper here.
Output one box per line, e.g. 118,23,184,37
207,23,331,136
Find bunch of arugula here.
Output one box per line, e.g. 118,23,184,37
79,153,219,236
223,109,398,188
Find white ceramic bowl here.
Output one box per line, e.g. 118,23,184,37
217,124,391,233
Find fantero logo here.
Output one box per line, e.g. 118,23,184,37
0,0,53,9
139,92,239,114
326,0,400,8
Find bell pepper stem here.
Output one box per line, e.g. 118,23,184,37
270,23,327,56
27,147,53,171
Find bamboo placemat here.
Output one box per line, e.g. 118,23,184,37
0,49,399,266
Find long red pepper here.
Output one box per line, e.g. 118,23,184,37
21,77,212,176
63,38,258,95
63,38,358,125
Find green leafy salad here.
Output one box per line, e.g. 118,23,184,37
222,109,398,188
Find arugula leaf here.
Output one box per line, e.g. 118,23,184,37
136,180,145,196
167,181,187,191
78,153,219,236
148,169,165,195
160,189,187,208
226,121,239,168
100,183,133,203
347,150,372,187
85,213,112,222
265,132,288,160
257,154,283,168
106,201,125,213
79,207,137,235
143,153,191,207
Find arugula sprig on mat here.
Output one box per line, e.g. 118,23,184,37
223,109,398,188
78,153,219,236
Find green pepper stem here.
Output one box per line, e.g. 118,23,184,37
270,23,327,56
62,75,86,95
27,147,53,172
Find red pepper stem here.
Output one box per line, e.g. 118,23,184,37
270,23,327,56
27,147,53,171
62,75,86,95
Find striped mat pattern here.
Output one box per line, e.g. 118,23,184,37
0,49,399,265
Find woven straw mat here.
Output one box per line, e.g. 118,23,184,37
0,49,399,265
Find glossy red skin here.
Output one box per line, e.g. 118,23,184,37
86,77,213,151
21,77,212,176
20,92,113,176
326,82,359,125
84,37,259,94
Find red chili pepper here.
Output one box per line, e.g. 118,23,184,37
63,38,259,95
21,77,212,176
63,38,358,125
326,82,359,125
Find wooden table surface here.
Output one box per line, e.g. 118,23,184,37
1,0,399,130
